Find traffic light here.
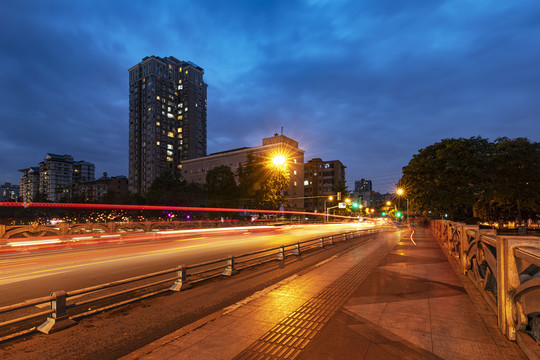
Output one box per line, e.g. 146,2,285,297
396,212,402,218
352,202,359,208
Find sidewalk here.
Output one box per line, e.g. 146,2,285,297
122,228,527,360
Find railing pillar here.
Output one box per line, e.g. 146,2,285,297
38,291,77,334
222,255,238,276
292,242,301,256
328,236,334,245
276,246,285,261
318,238,324,248
170,265,192,291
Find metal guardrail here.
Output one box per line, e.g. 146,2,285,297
432,220,540,345
0,228,380,342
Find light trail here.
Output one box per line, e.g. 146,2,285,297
410,227,417,245
0,201,359,220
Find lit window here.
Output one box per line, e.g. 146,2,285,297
179,68,182,72
304,180,309,186
185,107,188,112
166,157,173,162
293,170,297,175
156,96,160,100
167,150,173,156
167,132,174,138
294,182,297,186
177,128,182,132
178,115,183,120
156,141,160,145
177,164,182,169
167,113,174,119
167,144,173,150
156,122,160,126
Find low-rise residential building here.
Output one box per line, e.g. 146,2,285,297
18,167,40,202
182,134,305,210
78,173,129,202
19,154,95,202
0,183,20,202
304,158,346,213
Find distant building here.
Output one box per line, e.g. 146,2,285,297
18,167,40,202
20,154,95,202
0,183,20,202
355,179,372,192
304,158,346,212
78,173,129,202
182,134,305,210
128,56,208,194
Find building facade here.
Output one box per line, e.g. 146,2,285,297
0,183,20,202
78,173,129,202
182,134,305,210
355,178,372,192
304,158,346,213
19,167,40,202
20,154,95,202
128,56,207,194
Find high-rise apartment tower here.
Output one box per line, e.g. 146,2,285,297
128,56,207,194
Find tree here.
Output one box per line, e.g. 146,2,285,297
400,136,539,223
206,166,239,209
237,152,289,210
489,137,540,224
400,137,493,221
146,171,204,206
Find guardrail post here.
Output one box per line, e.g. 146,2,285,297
276,246,285,261
292,242,301,256
222,255,238,276
37,291,77,334
170,265,192,291
318,238,324,248
328,236,334,245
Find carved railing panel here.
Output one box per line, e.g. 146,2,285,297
433,220,540,344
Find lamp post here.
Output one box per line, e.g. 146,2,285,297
396,188,409,224
324,195,334,223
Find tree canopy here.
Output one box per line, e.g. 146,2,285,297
400,137,539,223
237,152,290,210
205,165,239,208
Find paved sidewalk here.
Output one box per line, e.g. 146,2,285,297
123,228,527,360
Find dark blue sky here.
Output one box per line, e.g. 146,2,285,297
1,0,539,193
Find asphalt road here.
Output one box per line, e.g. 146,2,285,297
0,223,374,306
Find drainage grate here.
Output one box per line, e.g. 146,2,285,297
234,236,396,360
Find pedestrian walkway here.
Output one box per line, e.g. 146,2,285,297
122,228,528,360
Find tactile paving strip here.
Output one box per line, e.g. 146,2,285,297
233,235,397,360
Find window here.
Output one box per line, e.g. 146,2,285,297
167,132,174,138
293,170,297,175
304,180,309,186
167,144,173,150
294,182,297,186
166,157,173,162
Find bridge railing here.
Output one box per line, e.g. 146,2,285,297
432,220,540,345
0,228,381,342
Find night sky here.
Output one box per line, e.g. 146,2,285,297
1,0,539,193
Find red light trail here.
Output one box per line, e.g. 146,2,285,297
0,202,359,220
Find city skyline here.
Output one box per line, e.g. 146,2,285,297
1,1,540,193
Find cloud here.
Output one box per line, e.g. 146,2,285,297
0,0,539,193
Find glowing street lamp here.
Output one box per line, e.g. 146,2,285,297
272,155,286,167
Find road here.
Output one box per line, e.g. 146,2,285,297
0,223,374,306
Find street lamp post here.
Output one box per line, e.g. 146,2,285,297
396,188,409,225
